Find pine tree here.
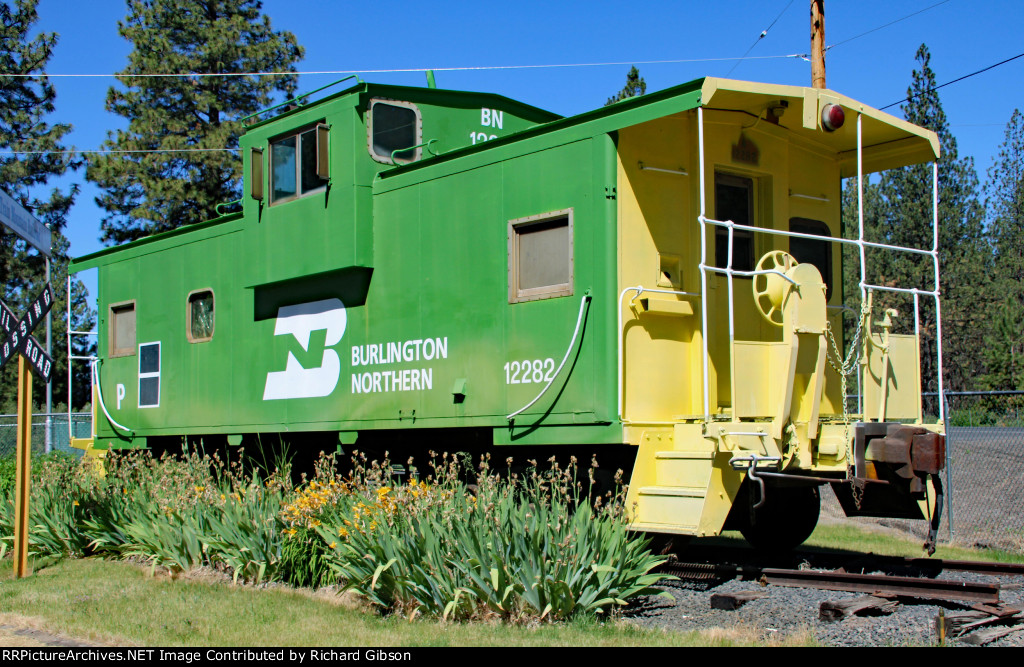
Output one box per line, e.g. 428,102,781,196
605,66,646,106
0,0,95,412
86,0,304,245
980,109,1024,389
841,45,988,395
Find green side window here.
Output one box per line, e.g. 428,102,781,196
300,127,328,192
369,100,421,164
188,290,215,343
270,123,328,204
271,136,297,202
109,301,136,358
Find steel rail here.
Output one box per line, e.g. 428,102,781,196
657,545,1024,583
761,568,1000,603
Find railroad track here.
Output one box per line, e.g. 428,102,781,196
657,542,1024,584
650,544,1024,644
659,559,1007,603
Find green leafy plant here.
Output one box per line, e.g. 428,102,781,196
297,452,672,621
0,452,98,559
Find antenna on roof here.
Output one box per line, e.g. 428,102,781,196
425,70,437,89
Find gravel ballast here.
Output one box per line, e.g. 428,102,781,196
627,565,1024,647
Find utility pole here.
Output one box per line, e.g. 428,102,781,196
811,0,826,89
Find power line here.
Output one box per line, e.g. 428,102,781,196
727,0,797,76
826,0,951,52
6,53,808,80
0,148,237,155
880,51,1024,111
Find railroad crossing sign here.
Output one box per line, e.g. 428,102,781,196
0,284,55,383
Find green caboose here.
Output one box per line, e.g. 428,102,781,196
72,76,947,549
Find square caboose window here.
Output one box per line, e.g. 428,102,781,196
714,173,755,272
187,289,215,343
790,218,833,299
508,209,574,303
109,301,136,358
270,123,329,204
368,100,421,164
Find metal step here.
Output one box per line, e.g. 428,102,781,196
637,485,707,498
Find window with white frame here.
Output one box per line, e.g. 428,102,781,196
138,342,161,408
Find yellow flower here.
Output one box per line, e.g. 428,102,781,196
328,541,337,549
220,494,226,501
72,500,79,506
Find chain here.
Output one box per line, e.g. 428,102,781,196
825,299,872,509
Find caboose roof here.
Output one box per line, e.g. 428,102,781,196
73,76,940,271
376,76,941,191
699,77,940,176
241,80,563,131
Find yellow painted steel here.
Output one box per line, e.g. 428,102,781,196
617,83,942,537
70,385,106,475
617,116,700,424
699,78,941,174
863,333,923,422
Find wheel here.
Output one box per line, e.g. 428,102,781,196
752,250,797,326
738,484,820,553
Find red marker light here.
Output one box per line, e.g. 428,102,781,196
821,104,845,131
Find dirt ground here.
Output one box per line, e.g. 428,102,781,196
0,614,100,647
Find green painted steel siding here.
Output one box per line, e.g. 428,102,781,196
81,84,603,445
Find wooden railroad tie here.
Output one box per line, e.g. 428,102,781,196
819,595,899,622
710,590,769,610
936,605,1023,645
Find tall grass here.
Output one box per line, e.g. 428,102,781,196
0,447,289,582
283,452,672,621
0,452,98,559
0,447,671,622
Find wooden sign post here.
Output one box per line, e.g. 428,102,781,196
14,356,32,578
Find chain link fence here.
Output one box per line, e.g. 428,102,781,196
823,391,1024,554
0,413,92,459
942,392,1024,552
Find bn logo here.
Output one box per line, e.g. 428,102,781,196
263,299,346,401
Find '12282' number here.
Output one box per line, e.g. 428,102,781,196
504,358,555,384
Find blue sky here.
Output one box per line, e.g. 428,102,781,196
28,0,1024,302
